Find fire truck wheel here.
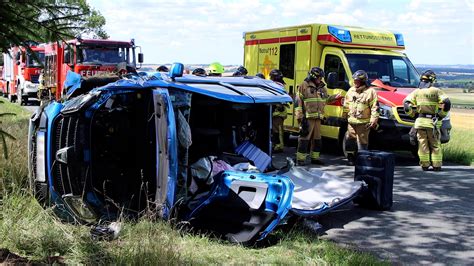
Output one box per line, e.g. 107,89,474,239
8,91,16,103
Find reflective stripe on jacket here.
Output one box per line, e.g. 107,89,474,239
343,85,379,124
404,87,448,129
295,80,337,120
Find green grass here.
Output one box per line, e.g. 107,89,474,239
442,128,474,166
0,98,383,264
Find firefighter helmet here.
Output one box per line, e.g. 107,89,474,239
419,70,436,88
269,69,285,84
208,62,224,76
352,70,368,82
192,68,207,76
233,66,248,76
156,65,169,72
255,73,265,79
420,70,436,82
308,67,325,80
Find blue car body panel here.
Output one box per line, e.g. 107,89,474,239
33,72,367,244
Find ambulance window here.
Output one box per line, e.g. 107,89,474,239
279,44,295,79
324,54,349,90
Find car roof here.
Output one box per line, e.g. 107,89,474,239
98,73,292,104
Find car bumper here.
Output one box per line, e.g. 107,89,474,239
370,118,413,150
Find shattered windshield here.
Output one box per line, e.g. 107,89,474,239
77,45,131,65
27,51,45,67
346,54,420,88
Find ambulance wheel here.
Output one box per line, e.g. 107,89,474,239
8,92,16,103
339,127,348,158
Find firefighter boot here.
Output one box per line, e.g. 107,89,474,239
311,139,324,165
296,139,310,166
272,133,283,153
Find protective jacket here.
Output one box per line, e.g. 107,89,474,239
343,85,378,124
404,87,448,129
295,80,337,120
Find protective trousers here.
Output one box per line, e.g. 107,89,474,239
272,116,285,152
345,123,370,155
416,128,442,167
297,118,322,163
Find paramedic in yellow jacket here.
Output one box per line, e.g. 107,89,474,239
269,69,288,153
343,70,379,163
295,67,341,165
404,70,450,171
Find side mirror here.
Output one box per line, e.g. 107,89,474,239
138,53,144,63
169,62,184,80
327,72,338,89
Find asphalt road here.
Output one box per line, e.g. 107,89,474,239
23,103,473,264
273,146,474,265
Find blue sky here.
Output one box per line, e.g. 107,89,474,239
89,0,473,65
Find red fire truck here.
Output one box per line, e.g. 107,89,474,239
42,38,143,100
2,44,45,105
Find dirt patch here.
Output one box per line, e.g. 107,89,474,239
0,248,30,264
0,248,65,265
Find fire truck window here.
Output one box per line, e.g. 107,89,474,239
279,44,295,79
324,54,349,90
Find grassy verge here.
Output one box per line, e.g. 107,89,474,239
0,99,383,264
442,110,474,166
442,128,474,166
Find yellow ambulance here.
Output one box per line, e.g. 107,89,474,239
243,23,447,153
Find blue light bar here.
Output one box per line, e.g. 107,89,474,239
328,25,352,42
393,32,405,46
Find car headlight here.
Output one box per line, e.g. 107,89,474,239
61,91,101,114
378,103,394,119
36,131,46,182
26,82,38,90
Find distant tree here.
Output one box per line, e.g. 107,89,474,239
0,0,108,54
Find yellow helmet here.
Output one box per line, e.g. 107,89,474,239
208,62,224,76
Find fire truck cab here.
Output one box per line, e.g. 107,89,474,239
2,44,45,105
42,38,143,101
243,24,450,153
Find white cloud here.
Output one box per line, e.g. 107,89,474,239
88,0,474,65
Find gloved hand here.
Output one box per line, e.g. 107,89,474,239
367,119,378,129
299,119,309,137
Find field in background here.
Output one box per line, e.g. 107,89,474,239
0,98,381,264
443,88,474,109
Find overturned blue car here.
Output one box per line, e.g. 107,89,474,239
28,64,378,245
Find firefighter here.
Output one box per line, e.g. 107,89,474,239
255,73,265,79
403,70,450,171
208,62,224,76
343,70,379,165
295,67,342,165
269,69,288,153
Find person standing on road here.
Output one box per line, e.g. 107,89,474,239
343,70,379,165
403,70,451,171
295,67,342,165
269,69,288,153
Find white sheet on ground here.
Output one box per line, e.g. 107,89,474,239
283,167,363,211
